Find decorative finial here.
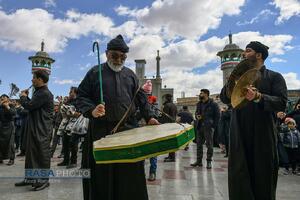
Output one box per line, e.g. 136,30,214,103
229,31,232,44
41,40,45,51
157,50,160,57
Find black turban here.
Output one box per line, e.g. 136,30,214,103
0,94,9,98
246,41,269,60
107,34,129,53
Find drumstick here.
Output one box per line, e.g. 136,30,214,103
153,107,185,128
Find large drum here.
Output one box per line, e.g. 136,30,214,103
93,123,195,164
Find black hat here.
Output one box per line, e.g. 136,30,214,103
246,41,269,60
0,94,9,98
107,35,129,53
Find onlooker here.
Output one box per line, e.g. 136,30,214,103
191,89,220,169
161,94,178,162
0,94,16,165
14,100,24,153
177,106,194,150
279,117,300,175
218,105,232,157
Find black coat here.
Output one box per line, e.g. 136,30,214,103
159,101,177,123
0,105,16,160
218,109,231,145
195,98,220,130
220,66,287,200
20,85,54,170
77,63,153,200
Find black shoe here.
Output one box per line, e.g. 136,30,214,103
164,157,175,162
190,161,203,167
32,182,50,191
66,163,77,169
15,180,32,187
148,173,156,181
206,161,212,169
7,160,14,166
0,160,3,164
17,152,25,157
57,161,68,166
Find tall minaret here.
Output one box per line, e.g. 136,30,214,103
28,40,55,75
217,33,243,85
156,50,161,79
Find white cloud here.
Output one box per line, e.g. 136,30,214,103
162,68,223,99
237,9,276,26
44,0,56,8
271,0,300,24
0,8,114,52
126,31,292,76
271,57,287,63
283,72,300,89
116,0,246,39
53,79,81,85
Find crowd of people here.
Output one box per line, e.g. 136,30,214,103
0,35,299,200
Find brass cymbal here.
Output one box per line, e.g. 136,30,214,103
231,68,261,109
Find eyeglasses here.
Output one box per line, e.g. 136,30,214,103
110,51,127,61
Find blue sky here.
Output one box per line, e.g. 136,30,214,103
0,0,300,98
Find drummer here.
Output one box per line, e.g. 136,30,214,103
220,41,287,200
76,34,159,200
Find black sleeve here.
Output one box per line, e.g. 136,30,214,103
220,85,231,105
20,91,49,111
260,72,287,112
77,69,97,118
195,102,200,116
134,78,152,122
213,102,220,129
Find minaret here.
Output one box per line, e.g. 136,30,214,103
217,33,243,85
135,59,146,84
28,40,55,75
156,50,161,79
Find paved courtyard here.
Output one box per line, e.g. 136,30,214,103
0,143,299,200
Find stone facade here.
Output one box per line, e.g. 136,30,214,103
135,51,174,108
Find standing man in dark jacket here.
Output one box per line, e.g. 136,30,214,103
76,35,159,200
191,89,220,169
161,94,178,162
15,70,54,191
220,41,287,200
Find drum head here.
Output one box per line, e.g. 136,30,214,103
231,68,261,108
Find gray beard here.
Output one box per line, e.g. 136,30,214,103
107,60,124,72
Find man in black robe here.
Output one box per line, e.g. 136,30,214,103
15,70,54,191
0,94,16,165
220,41,287,200
77,34,159,200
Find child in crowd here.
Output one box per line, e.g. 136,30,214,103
279,117,300,175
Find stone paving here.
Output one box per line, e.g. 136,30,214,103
0,143,299,200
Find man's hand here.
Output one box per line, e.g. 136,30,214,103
276,111,286,119
92,104,105,118
147,118,160,125
244,85,261,101
2,100,10,109
20,89,29,97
